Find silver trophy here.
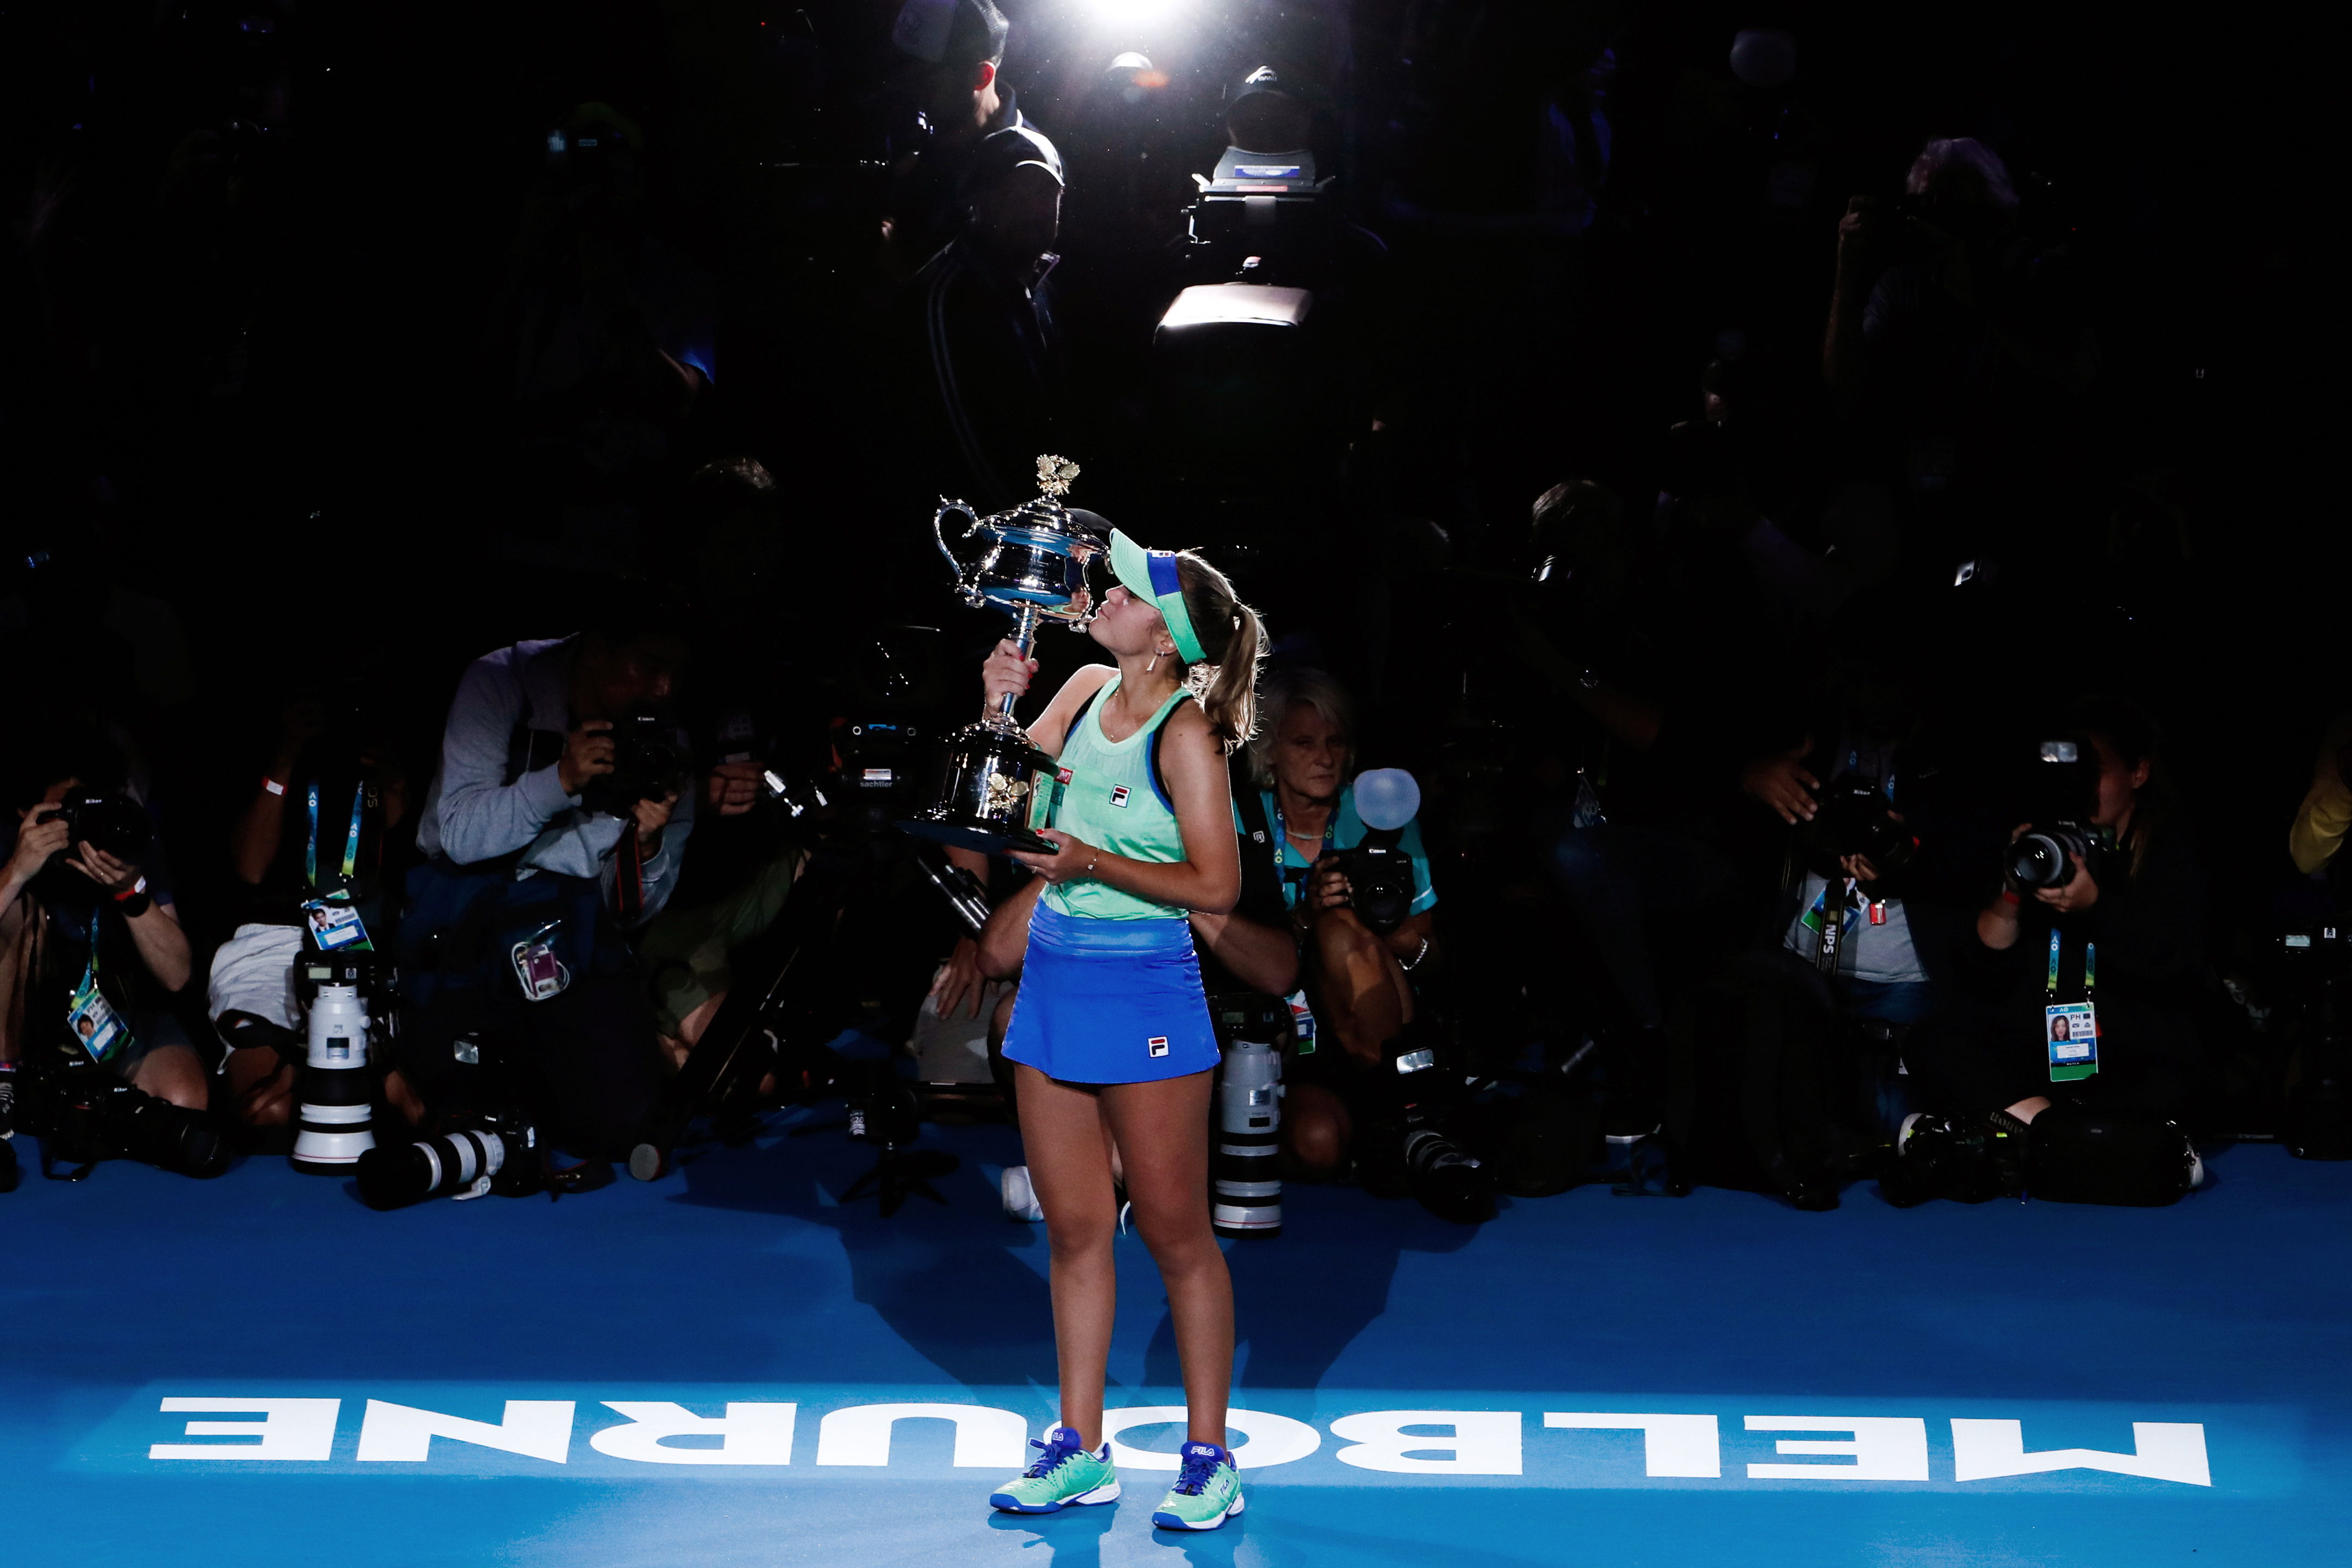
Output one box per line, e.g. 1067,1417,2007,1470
898,455,1103,855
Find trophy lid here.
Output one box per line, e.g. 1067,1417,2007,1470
988,455,1104,544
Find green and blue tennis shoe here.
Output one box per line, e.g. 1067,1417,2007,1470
989,1426,1121,1514
1152,1441,1244,1530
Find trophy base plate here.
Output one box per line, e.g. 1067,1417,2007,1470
896,817,1057,856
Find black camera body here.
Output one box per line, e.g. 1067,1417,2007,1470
2281,925,2352,978
38,794,151,863
1339,827,1416,934
583,713,688,819
2279,925,2352,1160
2003,737,2104,890
838,717,928,835
1372,1029,1494,1224
19,1051,227,1178
1801,776,1918,878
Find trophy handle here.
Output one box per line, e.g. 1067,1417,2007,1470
1067,537,1105,629
932,498,979,583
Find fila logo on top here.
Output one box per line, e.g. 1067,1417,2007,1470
1148,1037,1170,1058
1110,785,1131,809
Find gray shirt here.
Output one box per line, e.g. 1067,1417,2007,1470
415,637,691,925
1783,871,1928,985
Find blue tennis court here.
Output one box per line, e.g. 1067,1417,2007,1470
7,1114,2343,1567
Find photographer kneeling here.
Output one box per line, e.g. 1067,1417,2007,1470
1892,701,2207,1203
1240,671,1437,1179
208,689,407,1132
389,607,693,1166
2,731,217,1174
1727,679,1956,1209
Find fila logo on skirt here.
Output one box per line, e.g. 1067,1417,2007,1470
1110,785,1131,808
1147,1036,1170,1058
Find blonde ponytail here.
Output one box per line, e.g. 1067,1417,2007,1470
1172,551,1265,752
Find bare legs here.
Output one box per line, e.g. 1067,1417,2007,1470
131,1044,209,1111
1281,1080,1354,1179
1014,1063,1231,1449
1017,1065,1119,1448
1311,907,1414,1065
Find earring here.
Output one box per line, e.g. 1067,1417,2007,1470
1146,653,1160,672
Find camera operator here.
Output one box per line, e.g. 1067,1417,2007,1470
904,124,1068,512
1237,672,1435,1177
388,604,694,1162
883,0,1052,274
1901,700,2207,1173
1540,463,1789,1147
635,458,817,1063
1823,136,2097,511
1718,654,1984,1207
205,688,408,1130
1,734,203,1115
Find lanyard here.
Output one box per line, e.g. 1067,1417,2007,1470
1270,792,1336,889
306,780,363,893
2046,929,2097,999
86,908,103,979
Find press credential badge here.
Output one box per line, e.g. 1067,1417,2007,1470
67,909,130,1062
2046,930,2099,1083
511,920,571,1003
302,898,371,952
68,973,127,1062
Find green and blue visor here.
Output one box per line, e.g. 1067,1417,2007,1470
1109,529,1206,665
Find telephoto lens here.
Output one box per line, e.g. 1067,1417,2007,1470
1212,1033,1284,1238
14,1056,225,1177
105,1081,230,1178
291,955,377,1172
1401,1123,1493,1223
356,1119,539,1211
1386,1030,1495,1224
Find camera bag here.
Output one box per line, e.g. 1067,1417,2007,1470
2026,1102,2200,1206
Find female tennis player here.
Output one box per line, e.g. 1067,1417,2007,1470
976,529,1263,1531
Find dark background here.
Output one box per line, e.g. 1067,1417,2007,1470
0,0,2335,966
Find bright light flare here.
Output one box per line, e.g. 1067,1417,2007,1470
1082,0,1183,27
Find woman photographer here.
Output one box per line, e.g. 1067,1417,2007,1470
1,730,205,1124
1895,699,2207,1194
970,529,1262,1532
1241,670,1437,1178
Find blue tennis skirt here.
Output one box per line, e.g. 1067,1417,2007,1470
1002,903,1220,1085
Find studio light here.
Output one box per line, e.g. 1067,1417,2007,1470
1083,0,1182,27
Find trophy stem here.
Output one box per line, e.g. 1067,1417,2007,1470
996,604,1043,723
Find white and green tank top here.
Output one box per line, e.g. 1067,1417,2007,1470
1043,674,1194,921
